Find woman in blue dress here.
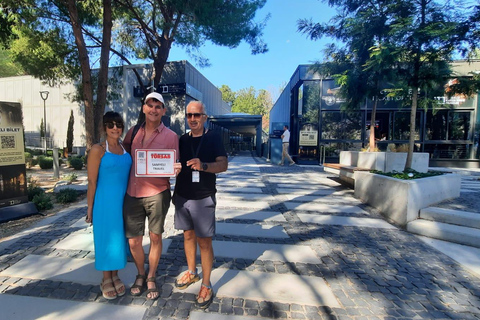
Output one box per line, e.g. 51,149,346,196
86,111,132,300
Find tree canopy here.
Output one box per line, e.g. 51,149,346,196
220,84,272,130
1,0,269,149
299,0,473,169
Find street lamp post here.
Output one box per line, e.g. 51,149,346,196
40,91,49,154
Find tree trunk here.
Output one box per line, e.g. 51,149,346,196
405,88,418,170
65,0,95,152
153,37,174,87
369,97,378,152
137,37,174,124
94,0,113,143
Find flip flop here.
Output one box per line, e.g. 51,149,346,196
130,274,146,296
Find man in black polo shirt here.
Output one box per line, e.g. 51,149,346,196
173,101,228,309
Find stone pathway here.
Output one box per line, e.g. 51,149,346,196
0,152,479,319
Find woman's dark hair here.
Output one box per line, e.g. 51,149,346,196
103,111,124,130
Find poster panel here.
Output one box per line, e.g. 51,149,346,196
0,102,28,208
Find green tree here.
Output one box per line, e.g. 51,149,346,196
66,110,74,154
0,48,24,77
113,0,268,123
40,118,45,138
299,0,406,151
3,0,113,151
219,85,236,107
2,1,268,141
384,0,468,169
300,0,469,167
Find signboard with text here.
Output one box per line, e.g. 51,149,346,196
0,102,28,208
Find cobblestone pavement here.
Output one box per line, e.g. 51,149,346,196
0,152,479,320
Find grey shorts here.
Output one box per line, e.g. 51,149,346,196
123,190,171,238
174,194,216,238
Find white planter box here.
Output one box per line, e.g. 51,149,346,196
340,151,429,173
354,172,461,227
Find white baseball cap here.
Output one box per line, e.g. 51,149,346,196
144,92,165,105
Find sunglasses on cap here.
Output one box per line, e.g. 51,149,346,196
186,113,205,119
105,121,124,129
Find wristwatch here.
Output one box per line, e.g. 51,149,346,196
202,162,208,171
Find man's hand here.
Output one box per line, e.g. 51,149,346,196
174,162,182,176
186,158,202,171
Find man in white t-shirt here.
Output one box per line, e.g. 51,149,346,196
280,125,295,166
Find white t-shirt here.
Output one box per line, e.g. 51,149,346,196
282,129,290,143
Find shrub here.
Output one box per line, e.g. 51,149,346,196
39,156,53,169
371,169,444,180
32,193,53,211
46,149,63,158
69,157,84,170
31,158,39,167
28,148,43,156
56,188,78,204
28,185,44,201
25,152,33,168
396,144,409,152
62,173,78,182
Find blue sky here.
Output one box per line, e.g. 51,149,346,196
168,0,336,97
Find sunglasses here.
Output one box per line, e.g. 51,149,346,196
186,113,205,119
105,122,124,129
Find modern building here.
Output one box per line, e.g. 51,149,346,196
0,60,239,154
269,61,480,168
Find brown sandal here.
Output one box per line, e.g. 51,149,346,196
130,274,146,296
146,277,159,300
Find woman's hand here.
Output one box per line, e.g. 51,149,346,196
85,211,93,224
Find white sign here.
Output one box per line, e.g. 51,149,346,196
135,149,176,177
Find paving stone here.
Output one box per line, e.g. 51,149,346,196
0,155,479,320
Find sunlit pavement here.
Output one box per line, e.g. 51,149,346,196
1,151,480,319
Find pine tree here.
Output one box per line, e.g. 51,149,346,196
66,110,74,153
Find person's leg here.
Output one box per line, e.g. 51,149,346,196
146,231,161,299
128,236,146,295
176,229,199,286
183,230,197,271
144,191,170,300
188,196,216,308
101,270,117,299
123,194,147,295
197,237,214,286
196,236,214,308
111,270,125,296
284,142,294,164
280,143,286,164
174,196,200,288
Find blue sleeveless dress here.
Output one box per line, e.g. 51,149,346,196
93,141,132,271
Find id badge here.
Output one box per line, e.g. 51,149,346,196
192,171,200,183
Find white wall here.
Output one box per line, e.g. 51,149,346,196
0,76,84,149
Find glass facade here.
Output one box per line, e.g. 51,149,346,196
269,64,479,167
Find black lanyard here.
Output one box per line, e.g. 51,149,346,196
190,128,206,158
